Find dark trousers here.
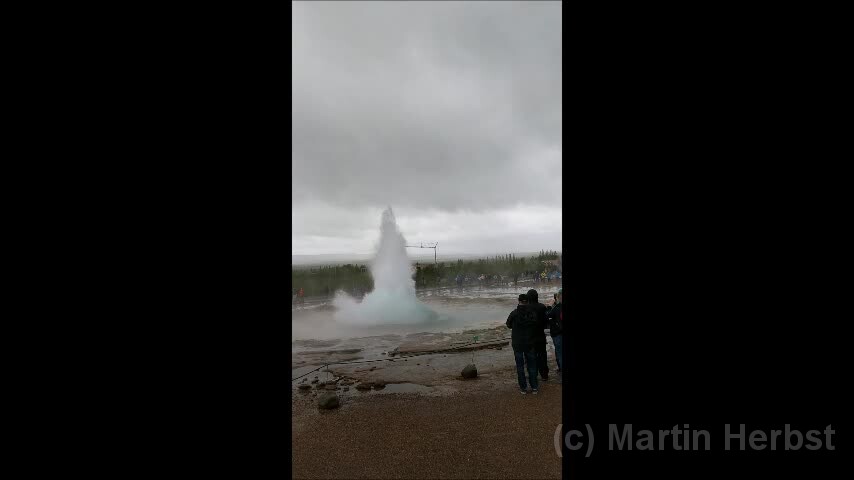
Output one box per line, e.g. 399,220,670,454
552,334,563,371
535,343,549,379
513,347,539,391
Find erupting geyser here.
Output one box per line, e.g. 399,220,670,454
333,207,438,326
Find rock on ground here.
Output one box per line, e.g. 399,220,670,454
317,393,340,410
461,364,478,378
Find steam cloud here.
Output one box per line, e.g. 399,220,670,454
333,207,439,326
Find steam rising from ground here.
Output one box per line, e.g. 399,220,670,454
333,207,439,326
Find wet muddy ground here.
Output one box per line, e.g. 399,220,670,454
292,382,562,479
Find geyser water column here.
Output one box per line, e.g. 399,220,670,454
333,207,438,326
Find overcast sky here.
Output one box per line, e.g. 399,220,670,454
293,1,561,256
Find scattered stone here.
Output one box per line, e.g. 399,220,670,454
317,393,340,410
325,380,337,386
311,379,318,384
340,380,353,386
373,381,386,390
298,384,311,391
325,384,337,390
416,363,420,366
343,387,350,392
461,364,478,379
355,383,372,391
369,366,376,371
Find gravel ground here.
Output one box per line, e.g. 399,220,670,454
292,372,562,479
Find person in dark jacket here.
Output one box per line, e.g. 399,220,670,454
546,289,563,374
506,294,539,394
527,289,550,381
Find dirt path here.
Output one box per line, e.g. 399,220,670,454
292,374,562,479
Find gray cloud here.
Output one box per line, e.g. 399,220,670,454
292,1,561,211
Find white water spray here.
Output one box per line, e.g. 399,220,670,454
333,207,438,326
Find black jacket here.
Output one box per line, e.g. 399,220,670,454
528,302,549,345
526,290,549,346
546,302,562,336
506,304,536,350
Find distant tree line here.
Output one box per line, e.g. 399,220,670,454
537,250,560,260
414,253,560,288
291,264,373,298
292,252,562,297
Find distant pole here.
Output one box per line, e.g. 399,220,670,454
405,242,439,265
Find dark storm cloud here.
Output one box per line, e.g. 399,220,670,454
292,1,561,211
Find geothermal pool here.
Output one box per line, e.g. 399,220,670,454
291,282,561,384
292,283,562,341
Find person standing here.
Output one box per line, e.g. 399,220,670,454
506,294,539,394
526,289,550,381
547,289,563,375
